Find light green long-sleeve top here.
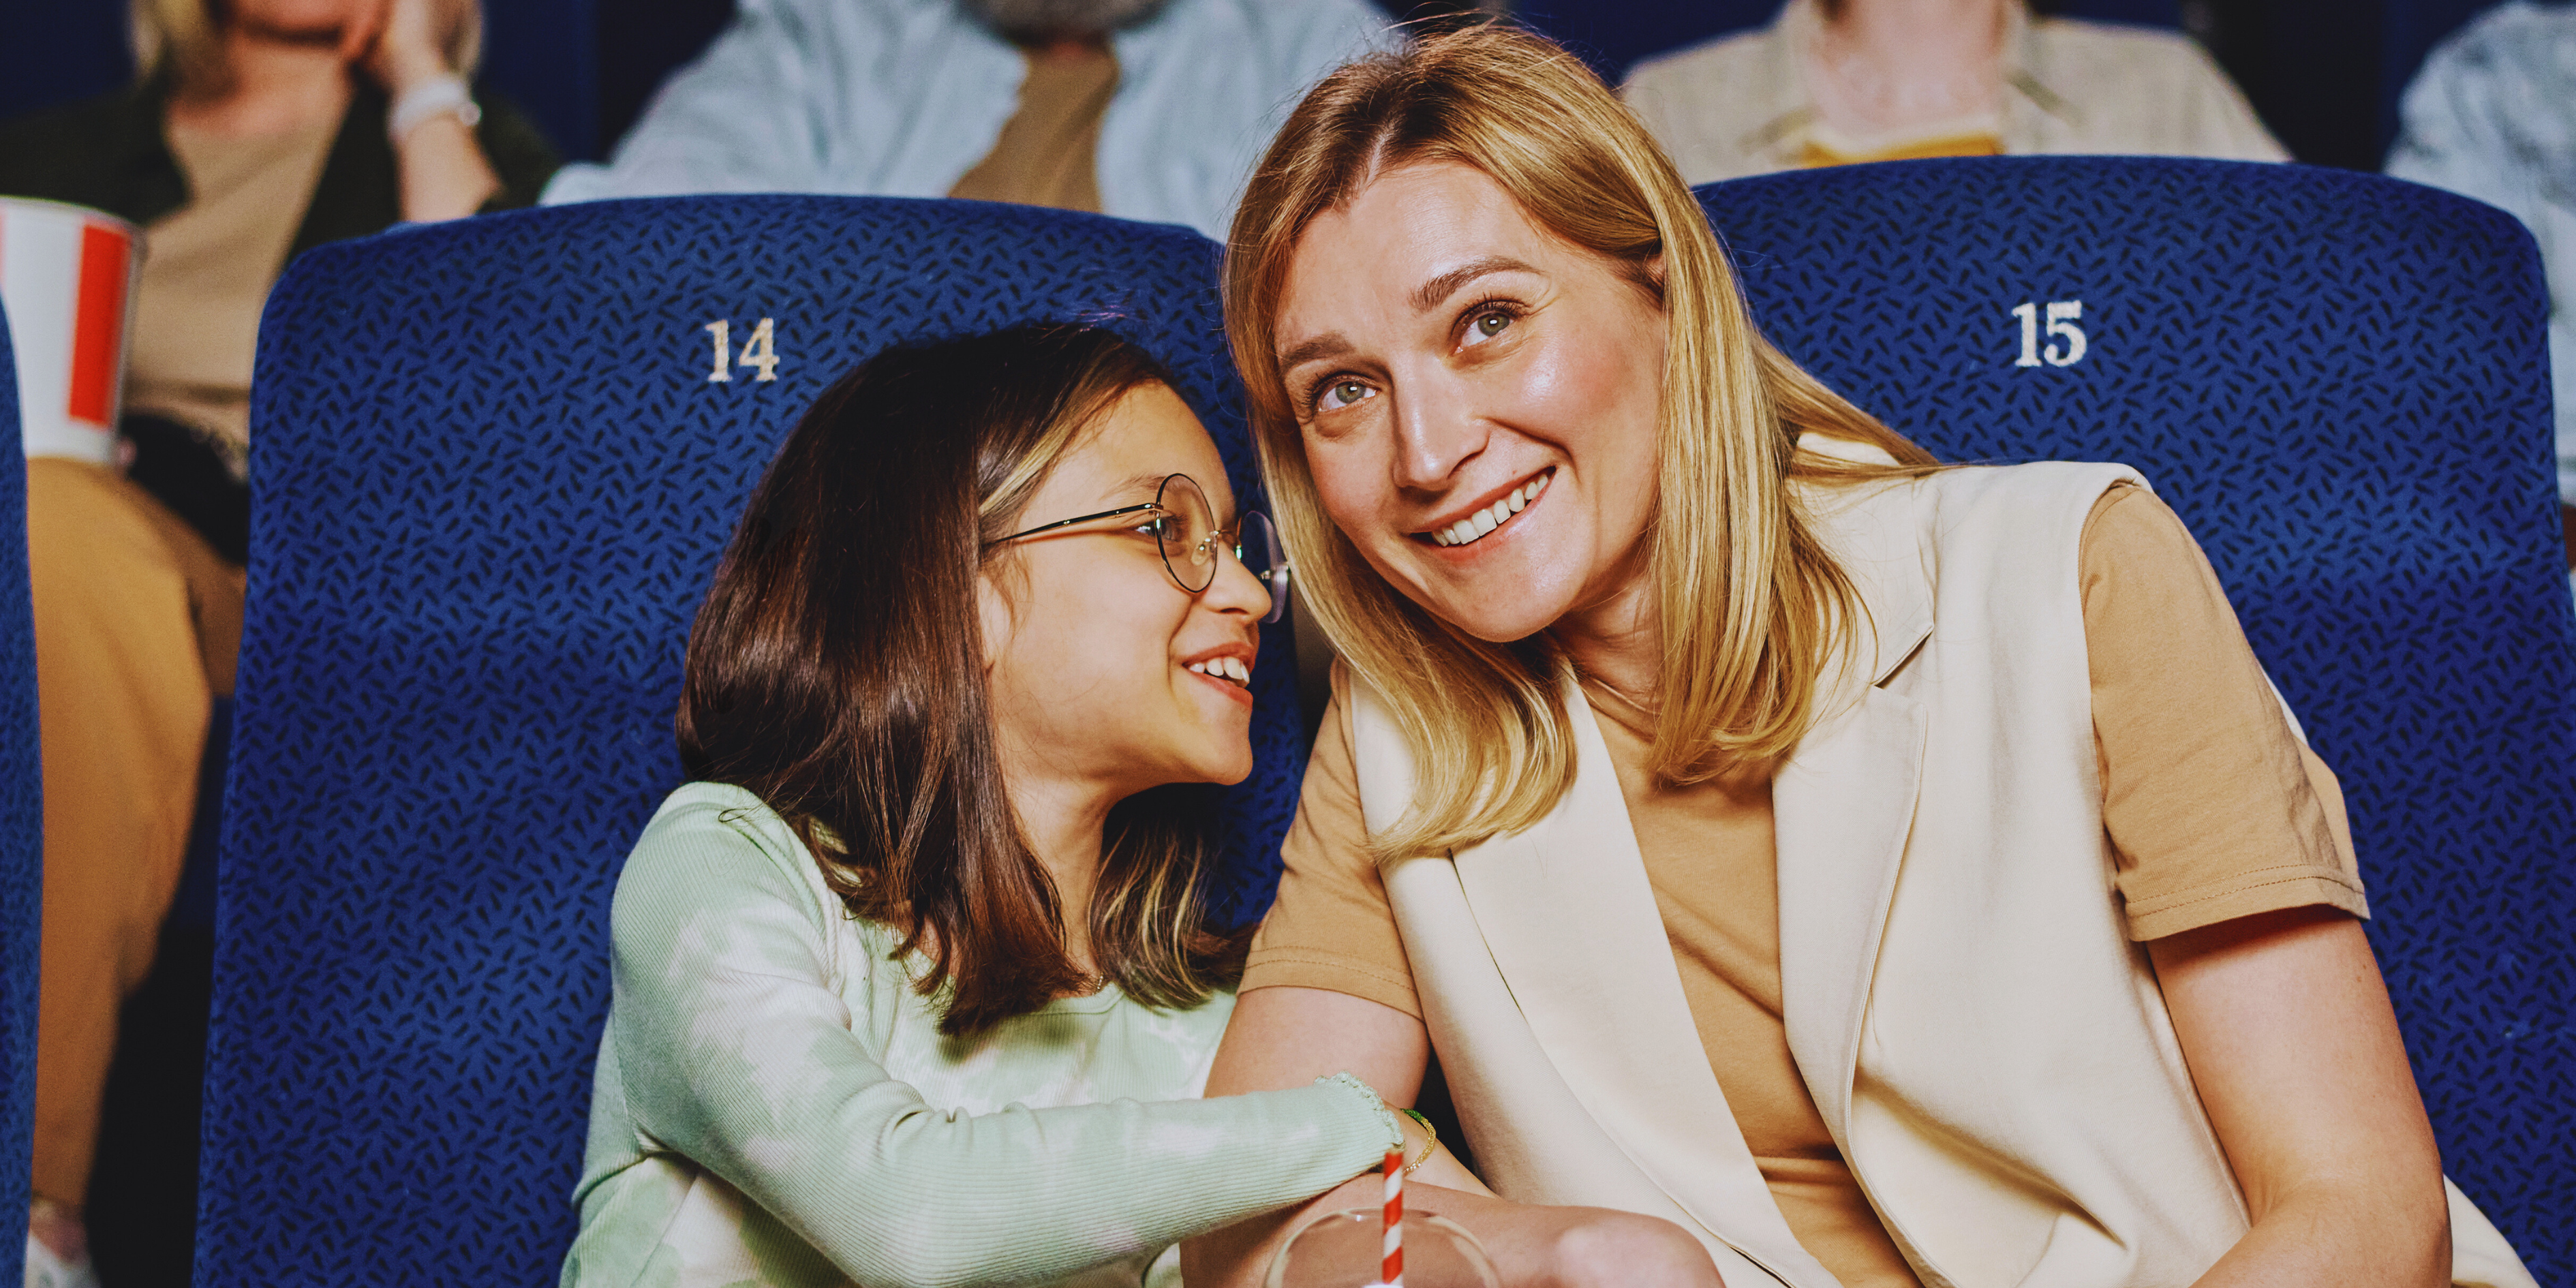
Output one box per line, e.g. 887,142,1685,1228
562,782,1397,1288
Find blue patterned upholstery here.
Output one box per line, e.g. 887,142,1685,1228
196,196,1295,1285
0,317,40,1288
1701,156,2575,1285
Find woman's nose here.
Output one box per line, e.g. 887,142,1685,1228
1390,380,1488,491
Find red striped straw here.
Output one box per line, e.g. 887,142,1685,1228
1381,1149,1405,1285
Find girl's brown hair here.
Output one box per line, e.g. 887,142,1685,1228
679,324,1246,1037
1225,23,1937,859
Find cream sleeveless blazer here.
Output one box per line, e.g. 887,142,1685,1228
1345,460,2535,1288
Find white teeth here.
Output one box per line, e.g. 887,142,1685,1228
1223,657,1248,682
1428,472,1553,548
1189,662,1208,674
1190,658,1251,684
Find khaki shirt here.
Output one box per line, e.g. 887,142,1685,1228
1623,0,2288,184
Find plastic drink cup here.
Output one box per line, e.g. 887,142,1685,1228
1265,1208,1499,1288
0,196,143,463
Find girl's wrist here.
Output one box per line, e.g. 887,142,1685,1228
1313,1071,1405,1155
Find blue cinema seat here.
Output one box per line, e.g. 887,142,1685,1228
1700,155,2575,1285
0,321,44,1288
194,196,1300,1285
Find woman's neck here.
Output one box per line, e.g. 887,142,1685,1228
1552,564,1665,715
1809,0,2010,134
168,25,354,138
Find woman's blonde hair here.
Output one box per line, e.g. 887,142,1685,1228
134,0,485,97
1225,22,1936,860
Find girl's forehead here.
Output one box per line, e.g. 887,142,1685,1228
1062,386,1234,503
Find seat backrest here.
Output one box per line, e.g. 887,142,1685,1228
198,196,1290,1285
1514,0,2183,84
0,318,41,1288
1699,155,2575,1283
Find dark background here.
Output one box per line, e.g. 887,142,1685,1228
0,0,2529,171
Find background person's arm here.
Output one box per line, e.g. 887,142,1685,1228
2153,907,2450,1288
363,0,503,221
1180,985,1721,1288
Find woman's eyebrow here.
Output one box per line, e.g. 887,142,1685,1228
1409,255,1539,313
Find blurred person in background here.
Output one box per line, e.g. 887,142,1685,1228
0,0,555,1283
1623,0,2284,182
2385,0,2576,581
541,0,1396,240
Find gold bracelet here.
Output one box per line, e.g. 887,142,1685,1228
1398,1108,1439,1176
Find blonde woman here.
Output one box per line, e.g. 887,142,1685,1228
1184,25,2538,1288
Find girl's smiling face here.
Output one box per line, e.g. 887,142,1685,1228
979,384,1273,799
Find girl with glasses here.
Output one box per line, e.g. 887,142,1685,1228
559,324,1698,1287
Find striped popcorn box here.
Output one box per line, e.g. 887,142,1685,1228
0,197,142,464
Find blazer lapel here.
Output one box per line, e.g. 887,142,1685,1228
1773,688,1928,1137
1453,690,1830,1285
1775,470,1935,1139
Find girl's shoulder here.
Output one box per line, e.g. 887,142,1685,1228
615,782,905,960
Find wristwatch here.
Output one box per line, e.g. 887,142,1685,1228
388,74,482,144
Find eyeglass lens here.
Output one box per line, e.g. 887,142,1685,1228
1155,475,1221,592
1154,476,1289,624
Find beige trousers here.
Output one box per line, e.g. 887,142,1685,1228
27,458,241,1204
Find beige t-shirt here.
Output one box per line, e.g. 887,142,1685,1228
947,43,1119,214
1242,486,2365,1288
125,117,337,457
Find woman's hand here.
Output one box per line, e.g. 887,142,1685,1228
345,0,501,222
354,0,465,95
2153,907,2450,1288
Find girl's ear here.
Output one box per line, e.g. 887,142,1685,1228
975,568,1012,672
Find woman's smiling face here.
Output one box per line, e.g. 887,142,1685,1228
1274,160,1668,643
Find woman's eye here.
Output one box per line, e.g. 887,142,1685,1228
1317,379,1375,412
1465,309,1513,344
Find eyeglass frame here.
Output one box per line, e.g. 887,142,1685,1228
990,473,1291,624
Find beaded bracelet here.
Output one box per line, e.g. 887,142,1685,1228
1399,1107,1440,1176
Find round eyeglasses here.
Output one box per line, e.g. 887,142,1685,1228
994,473,1291,624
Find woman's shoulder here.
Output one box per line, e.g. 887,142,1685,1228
2025,16,2246,102
0,82,179,223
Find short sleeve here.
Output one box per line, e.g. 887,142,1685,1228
2082,487,2370,940
1242,666,1423,1017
